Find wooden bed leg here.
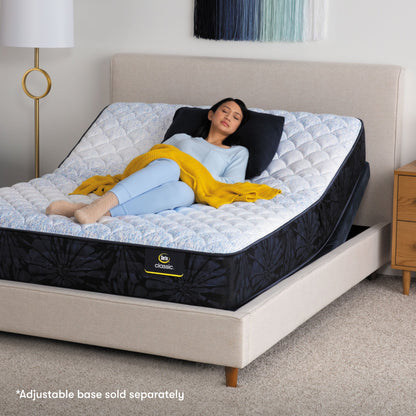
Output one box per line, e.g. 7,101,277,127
225,366,239,387
403,270,411,295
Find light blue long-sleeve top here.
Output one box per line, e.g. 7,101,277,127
164,133,249,184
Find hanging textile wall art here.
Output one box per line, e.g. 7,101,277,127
194,0,328,42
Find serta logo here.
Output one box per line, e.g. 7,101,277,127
145,248,184,278
158,253,170,264
155,253,174,271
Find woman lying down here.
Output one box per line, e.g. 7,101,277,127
46,98,280,224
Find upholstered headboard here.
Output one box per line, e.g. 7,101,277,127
111,54,404,226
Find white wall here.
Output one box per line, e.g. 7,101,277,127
1,0,416,186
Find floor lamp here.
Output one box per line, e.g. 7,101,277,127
0,0,74,178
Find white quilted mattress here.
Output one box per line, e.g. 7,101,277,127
0,102,362,254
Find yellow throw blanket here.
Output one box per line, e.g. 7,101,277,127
70,144,281,208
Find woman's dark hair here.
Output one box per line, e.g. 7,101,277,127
194,98,249,145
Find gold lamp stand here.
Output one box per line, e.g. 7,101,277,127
21,48,52,178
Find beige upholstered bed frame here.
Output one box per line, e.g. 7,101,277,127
0,54,404,387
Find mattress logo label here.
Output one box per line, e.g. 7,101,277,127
145,249,185,278
158,253,171,264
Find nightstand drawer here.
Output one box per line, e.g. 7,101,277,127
398,175,416,221
396,221,416,267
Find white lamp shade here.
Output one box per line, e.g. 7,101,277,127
0,0,74,48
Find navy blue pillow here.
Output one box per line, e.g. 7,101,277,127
164,107,285,179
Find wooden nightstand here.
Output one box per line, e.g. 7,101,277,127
391,161,416,294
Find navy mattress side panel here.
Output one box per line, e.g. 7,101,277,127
0,228,234,309
319,162,370,256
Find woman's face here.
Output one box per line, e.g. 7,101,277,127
208,101,243,136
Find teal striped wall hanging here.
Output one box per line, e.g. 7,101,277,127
194,0,328,42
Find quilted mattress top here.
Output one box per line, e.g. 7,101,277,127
0,103,362,254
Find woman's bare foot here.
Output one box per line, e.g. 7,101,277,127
74,192,118,224
46,200,87,217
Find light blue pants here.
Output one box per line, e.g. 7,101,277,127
109,159,195,216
